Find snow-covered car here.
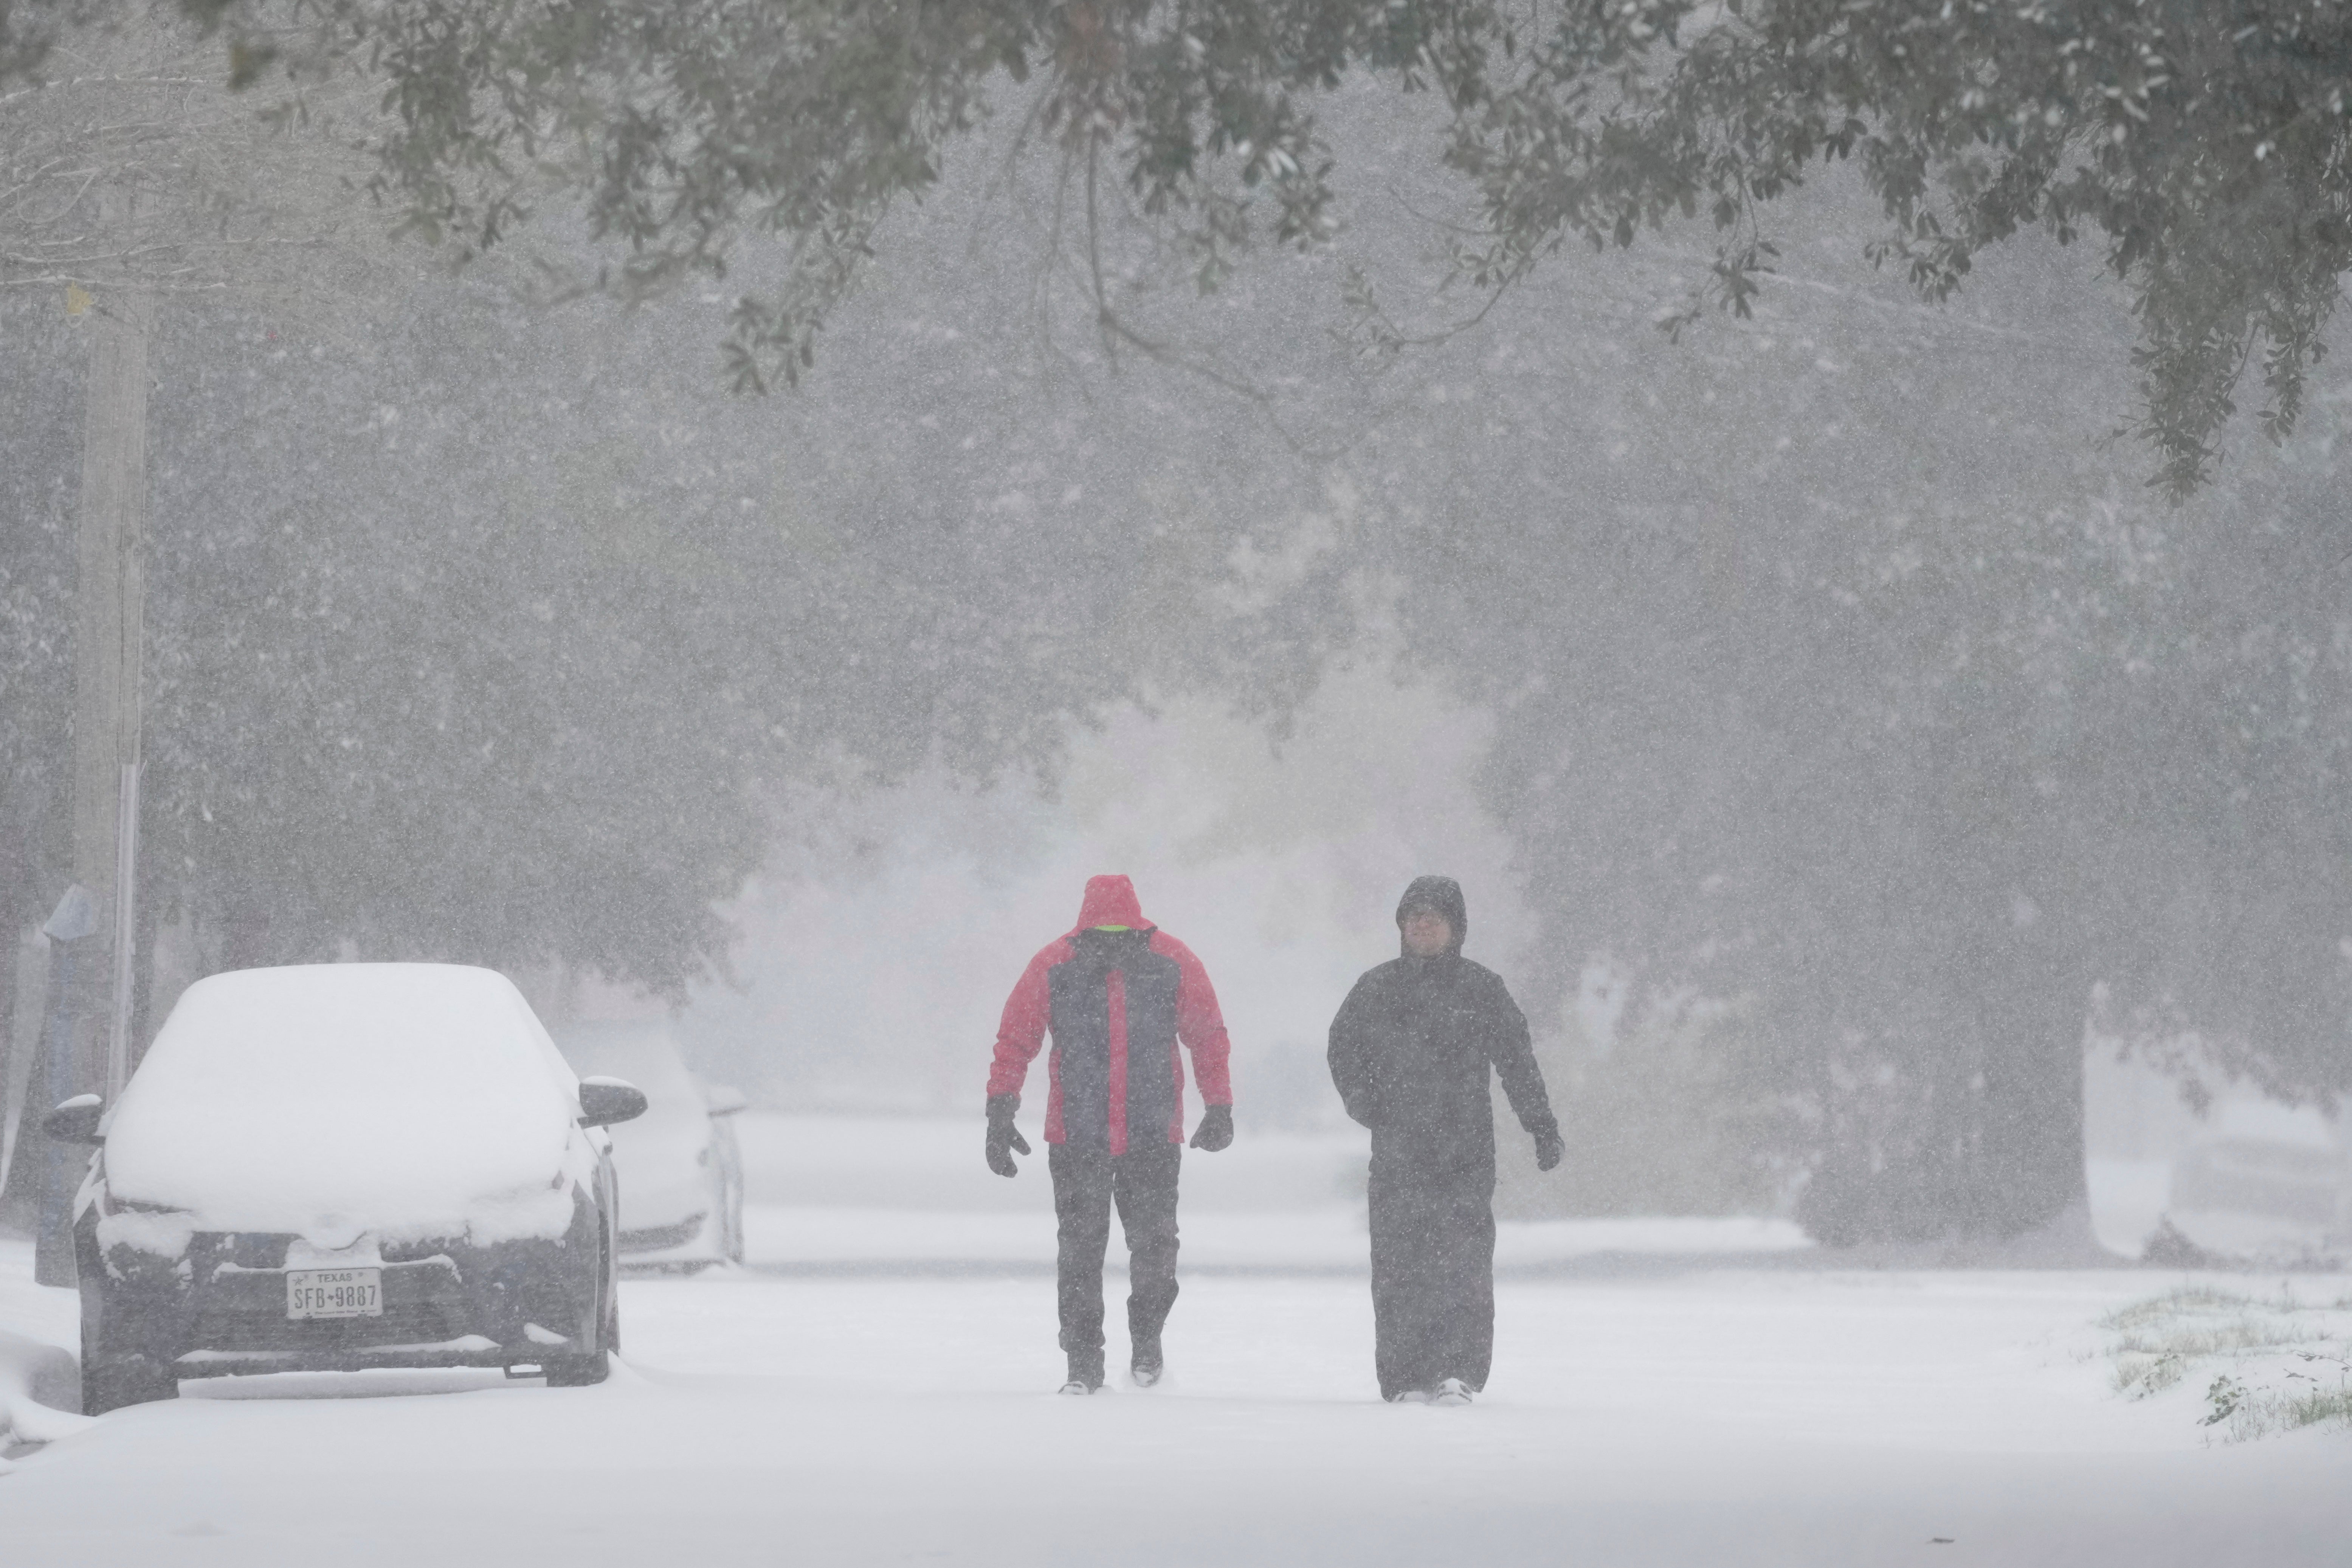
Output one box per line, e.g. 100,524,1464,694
555,1022,746,1271
43,963,645,1414
2167,1134,2350,1256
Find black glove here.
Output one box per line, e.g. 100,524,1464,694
1533,1123,1566,1173
1189,1103,1233,1152
985,1093,1031,1177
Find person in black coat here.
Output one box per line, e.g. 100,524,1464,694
1327,876,1564,1404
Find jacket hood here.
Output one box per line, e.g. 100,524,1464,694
1072,874,1149,932
1395,875,1467,955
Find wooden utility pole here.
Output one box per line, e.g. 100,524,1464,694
35,287,151,1287
72,285,151,1089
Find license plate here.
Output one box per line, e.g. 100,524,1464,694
286,1268,383,1320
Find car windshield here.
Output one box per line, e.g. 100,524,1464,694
102,963,578,1235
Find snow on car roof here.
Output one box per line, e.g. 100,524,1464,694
103,963,580,1237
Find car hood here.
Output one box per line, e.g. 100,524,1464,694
103,965,580,1241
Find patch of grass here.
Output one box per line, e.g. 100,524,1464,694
2101,1287,2251,1332
2280,1383,2352,1433
2100,1285,2352,1440
2200,1363,2352,1441
2112,1318,2312,1396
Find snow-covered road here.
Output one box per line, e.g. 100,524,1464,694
3,1253,2346,1566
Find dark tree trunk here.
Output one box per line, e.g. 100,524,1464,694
1961,933,2090,1237
1797,943,2091,1247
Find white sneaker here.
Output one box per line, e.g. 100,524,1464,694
1431,1378,1474,1406
1059,1379,1101,1396
1388,1388,1433,1405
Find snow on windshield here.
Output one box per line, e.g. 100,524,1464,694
102,964,579,1238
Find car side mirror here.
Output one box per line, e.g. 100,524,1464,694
702,1084,749,1117
577,1076,648,1128
43,1094,104,1145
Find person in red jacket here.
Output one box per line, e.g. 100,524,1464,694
985,874,1234,1394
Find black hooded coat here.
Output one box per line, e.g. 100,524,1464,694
1326,876,1560,1398
1327,877,1557,1180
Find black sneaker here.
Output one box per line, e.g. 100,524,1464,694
1131,1340,1164,1388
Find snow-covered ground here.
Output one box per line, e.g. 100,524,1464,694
2,1228,2347,1564
738,1203,1811,1271
3,1112,2346,1562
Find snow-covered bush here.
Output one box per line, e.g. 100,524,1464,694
2105,1286,2352,1443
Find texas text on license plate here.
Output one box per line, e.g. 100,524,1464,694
285,1267,383,1320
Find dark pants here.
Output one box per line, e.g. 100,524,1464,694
1050,1139,1181,1372
1367,1163,1496,1399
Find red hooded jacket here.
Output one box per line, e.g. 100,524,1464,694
988,875,1233,1155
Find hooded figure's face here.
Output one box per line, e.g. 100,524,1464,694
1394,875,1468,958
1400,909,1455,957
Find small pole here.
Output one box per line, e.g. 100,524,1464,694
65,281,150,1147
